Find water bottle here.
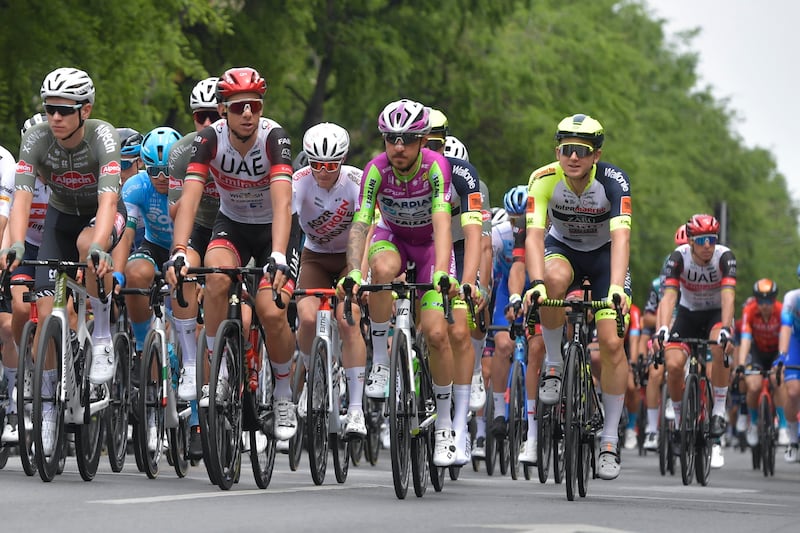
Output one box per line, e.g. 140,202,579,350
412,348,420,397
167,344,179,388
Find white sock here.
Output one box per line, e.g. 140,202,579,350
647,408,659,433
788,421,799,445
493,392,505,418
476,416,486,439
5,368,16,414
541,326,564,366
271,359,292,399
527,398,537,441
673,401,682,426
433,382,453,430
712,387,728,417
346,366,365,411
471,337,485,374
452,384,470,436
174,318,197,367
370,320,391,367
601,393,624,445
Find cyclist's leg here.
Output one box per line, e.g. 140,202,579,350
783,336,800,462
521,330,544,462
538,248,572,404
449,304,473,461
708,314,732,435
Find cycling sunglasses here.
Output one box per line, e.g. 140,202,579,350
309,160,341,172
425,137,445,151
223,99,263,115
692,235,717,246
146,165,168,177
121,158,138,171
44,103,83,116
383,133,423,145
557,143,594,158
194,110,221,123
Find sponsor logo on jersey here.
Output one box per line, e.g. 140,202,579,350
16,160,33,174
51,171,96,189
526,195,535,213
620,196,632,215
604,167,629,192
467,192,482,211
101,161,121,175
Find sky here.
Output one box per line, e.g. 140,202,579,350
648,0,799,200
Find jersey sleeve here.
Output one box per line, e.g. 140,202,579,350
601,165,632,232
185,128,218,184
525,164,558,230
266,127,293,182
93,122,121,195
0,147,16,218
167,136,191,205
719,250,737,288
429,155,451,215
661,250,684,289
121,175,144,229
353,162,382,226
450,159,482,228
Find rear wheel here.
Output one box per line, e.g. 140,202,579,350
17,319,37,476
195,329,217,484
483,377,496,476
307,336,329,485
679,375,697,486
331,364,350,484
248,331,276,489
207,320,243,490
658,384,669,476
364,397,381,466
106,330,131,472
695,377,712,486
389,329,411,499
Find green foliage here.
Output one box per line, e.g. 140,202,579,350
0,0,796,306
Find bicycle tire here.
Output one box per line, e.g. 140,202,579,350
208,319,243,490
759,393,775,477
553,394,565,484
636,394,647,456
33,315,65,482
658,383,668,476
169,416,190,478
563,343,581,501
483,377,496,476
349,433,364,466
695,376,712,486
364,397,381,466
138,329,165,479
536,402,553,483
106,330,131,472
17,319,37,476
679,374,697,486
288,355,305,472
389,328,411,499
508,360,525,480
249,332,276,489
577,363,595,498
195,328,218,484
411,432,429,497
307,336,330,485
331,365,350,484
417,333,444,493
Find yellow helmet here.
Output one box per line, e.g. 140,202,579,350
555,113,604,148
429,108,449,136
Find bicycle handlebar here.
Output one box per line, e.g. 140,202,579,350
527,293,625,338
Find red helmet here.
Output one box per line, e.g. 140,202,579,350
216,67,266,101
674,224,688,246
685,214,720,237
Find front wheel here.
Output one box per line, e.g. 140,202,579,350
563,344,581,501
679,375,697,486
536,402,553,483
17,319,37,476
508,360,526,481
389,329,411,499
759,393,776,477
106,330,131,472
695,377,712,486
33,316,65,482
307,336,330,485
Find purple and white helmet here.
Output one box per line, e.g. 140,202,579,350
377,99,431,135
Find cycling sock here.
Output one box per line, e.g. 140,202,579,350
89,294,111,339
673,401,682,426
527,399,537,441
174,317,197,367
433,382,453,430
472,337,485,374
750,408,758,425
189,400,199,426
131,320,150,352
370,320,390,367
600,393,624,445
712,387,728,417
5,368,16,414
647,408,659,433
43,369,57,397
206,335,215,354
541,326,564,367
476,416,486,438
346,366,365,411
453,384,470,436
777,407,787,428
271,359,292,399
627,410,637,430
788,421,799,444
493,392,505,418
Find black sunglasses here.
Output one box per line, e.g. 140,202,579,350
557,143,594,158
146,166,168,177
194,110,221,123
384,133,422,145
425,138,445,151
44,103,83,116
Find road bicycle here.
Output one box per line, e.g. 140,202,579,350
348,274,452,499
294,287,350,485
357,301,383,467
530,283,624,501
175,260,276,490
653,363,676,477
733,363,783,476
631,352,649,456
287,349,305,471
19,254,110,482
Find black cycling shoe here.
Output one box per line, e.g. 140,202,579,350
490,415,507,437
710,415,727,437
188,425,203,460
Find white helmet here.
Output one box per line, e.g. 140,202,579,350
40,67,95,104
444,135,469,162
491,207,509,227
21,112,47,135
190,77,219,110
377,99,431,135
303,122,350,161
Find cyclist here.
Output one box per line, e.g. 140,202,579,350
117,128,145,249
293,122,368,437
778,264,800,462
0,140,17,442
167,76,221,457
525,113,632,480
112,126,181,451
655,214,736,466
166,67,301,442
425,111,487,463
339,98,458,466
622,302,642,450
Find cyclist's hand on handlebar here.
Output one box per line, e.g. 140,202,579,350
504,293,523,321
263,251,290,291
87,242,113,277
655,325,670,347
336,269,362,299
607,284,628,316
717,326,732,347
0,241,25,271
432,271,459,297
773,352,788,370
524,281,547,307
164,248,189,286
461,282,484,307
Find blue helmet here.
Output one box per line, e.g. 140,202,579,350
503,185,528,216
141,127,181,168
117,127,143,158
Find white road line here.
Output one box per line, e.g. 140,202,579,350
522,490,786,507
89,483,388,505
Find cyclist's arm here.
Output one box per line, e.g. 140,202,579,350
719,250,737,332
524,226,545,283
269,178,292,260
432,210,452,274
7,189,32,245
92,190,118,250
112,226,135,276
779,324,791,355
656,287,678,331
171,176,203,251
609,225,630,290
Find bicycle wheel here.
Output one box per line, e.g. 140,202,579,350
288,355,305,471
411,432,429,497
636,394,647,456
138,330,165,479
17,319,37,476
658,383,669,476
331,365,350,484
307,336,330,485
168,414,190,478
350,433,364,466
194,329,218,483
389,329,411,499
553,394,565,484
106,330,131,472
364,397,381,466
508,360,525,480
483,377,496,476
248,332,276,489
536,401,553,483
207,319,243,490
758,394,775,477
33,315,65,482
679,374,697,486
694,377,712,486
417,333,444,493
563,344,581,501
